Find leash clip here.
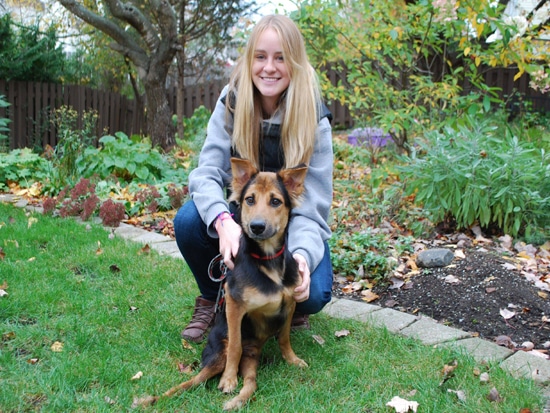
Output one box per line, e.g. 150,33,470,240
208,254,229,313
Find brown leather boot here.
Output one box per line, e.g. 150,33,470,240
181,296,216,342
291,312,310,330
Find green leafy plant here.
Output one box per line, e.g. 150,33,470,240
0,148,50,191
330,228,392,281
49,106,98,190
400,116,550,236
77,132,185,184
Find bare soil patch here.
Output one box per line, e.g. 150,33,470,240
334,243,550,351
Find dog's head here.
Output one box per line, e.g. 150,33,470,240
229,158,307,247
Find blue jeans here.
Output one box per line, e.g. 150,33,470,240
173,200,333,314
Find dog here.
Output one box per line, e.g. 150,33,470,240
135,157,309,411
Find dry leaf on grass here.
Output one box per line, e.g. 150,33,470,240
131,371,143,380
50,341,64,352
447,389,466,402
312,335,325,346
386,396,419,412
335,329,350,338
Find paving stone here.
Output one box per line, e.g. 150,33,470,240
500,351,550,384
113,224,170,244
440,337,513,363
399,317,471,345
322,298,379,320
0,194,16,203
150,241,181,256
360,307,419,333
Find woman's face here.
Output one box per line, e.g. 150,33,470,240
251,27,290,116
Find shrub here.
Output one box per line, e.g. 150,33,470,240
329,229,392,281
400,116,550,236
0,148,50,191
45,178,100,221
99,199,126,227
76,132,185,184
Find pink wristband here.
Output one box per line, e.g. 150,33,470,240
216,212,233,227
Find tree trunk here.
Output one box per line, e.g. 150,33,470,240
143,66,175,151
176,48,185,141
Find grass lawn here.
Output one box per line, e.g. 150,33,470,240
0,202,545,412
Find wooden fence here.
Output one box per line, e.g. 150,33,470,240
1,67,547,150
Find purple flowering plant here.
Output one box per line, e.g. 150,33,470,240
347,127,393,163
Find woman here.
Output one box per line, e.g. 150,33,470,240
174,14,333,343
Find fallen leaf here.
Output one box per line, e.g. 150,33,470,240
101,396,116,405
139,244,151,255
129,306,139,312
131,371,143,380
312,334,325,345
109,264,121,273
335,329,350,338
0,289,7,297
518,341,534,351
499,308,515,320
27,358,39,364
485,287,496,293
440,360,458,385
2,331,15,341
389,277,405,289
519,409,533,413
50,341,64,352
447,389,466,402
27,217,38,228
444,274,460,284
495,335,516,348
479,372,490,383
181,339,195,351
538,291,548,299
0,247,5,260
361,290,379,302
177,362,196,374
487,387,502,402
386,396,419,412
454,249,466,259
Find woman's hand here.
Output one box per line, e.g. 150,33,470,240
292,253,311,302
215,212,242,270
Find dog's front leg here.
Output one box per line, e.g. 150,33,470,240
278,304,308,368
219,293,245,393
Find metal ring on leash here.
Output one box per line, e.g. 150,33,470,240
208,254,229,313
208,254,229,282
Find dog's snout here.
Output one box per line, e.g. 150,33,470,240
249,220,266,235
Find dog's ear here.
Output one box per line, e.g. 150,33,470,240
279,165,308,205
230,158,258,199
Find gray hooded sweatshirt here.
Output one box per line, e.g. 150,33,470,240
188,85,333,273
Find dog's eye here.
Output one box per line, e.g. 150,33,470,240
245,196,255,206
270,198,282,207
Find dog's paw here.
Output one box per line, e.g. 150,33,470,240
223,397,244,411
287,356,308,368
218,375,238,393
131,395,158,408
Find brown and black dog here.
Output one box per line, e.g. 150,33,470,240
135,158,308,411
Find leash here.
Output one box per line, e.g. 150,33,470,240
208,254,229,313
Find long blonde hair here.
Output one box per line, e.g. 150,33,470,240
227,14,322,169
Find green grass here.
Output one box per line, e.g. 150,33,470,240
0,202,545,412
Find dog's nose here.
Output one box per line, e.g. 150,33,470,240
249,220,266,235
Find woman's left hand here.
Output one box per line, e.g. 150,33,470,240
293,253,310,302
